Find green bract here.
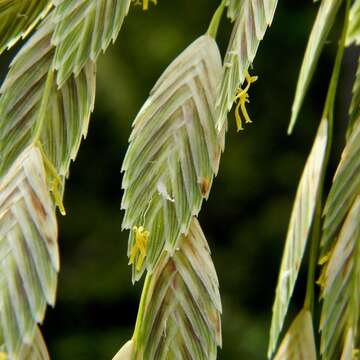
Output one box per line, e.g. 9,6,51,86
121,35,224,281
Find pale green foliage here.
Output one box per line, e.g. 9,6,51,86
0,17,96,178
121,35,225,281
0,0,226,358
319,113,360,359
273,310,316,360
268,117,329,357
346,0,360,45
121,219,222,360
9,1,360,359
116,1,287,359
0,146,58,359
51,0,131,85
289,0,343,133
0,0,130,357
319,195,360,359
216,0,278,131
270,0,360,359
321,117,360,255
0,0,51,54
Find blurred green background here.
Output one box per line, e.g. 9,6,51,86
1,1,358,359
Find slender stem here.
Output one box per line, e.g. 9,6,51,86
304,0,350,312
207,0,227,39
132,274,152,343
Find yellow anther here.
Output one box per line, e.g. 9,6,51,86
318,252,331,266
234,71,258,132
0,352,7,360
132,0,157,10
129,226,149,271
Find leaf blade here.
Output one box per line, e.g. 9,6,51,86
269,118,329,357
289,0,343,133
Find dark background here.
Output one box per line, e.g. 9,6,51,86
1,1,358,359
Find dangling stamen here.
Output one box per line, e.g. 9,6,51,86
234,71,258,132
132,0,157,10
129,226,149,271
